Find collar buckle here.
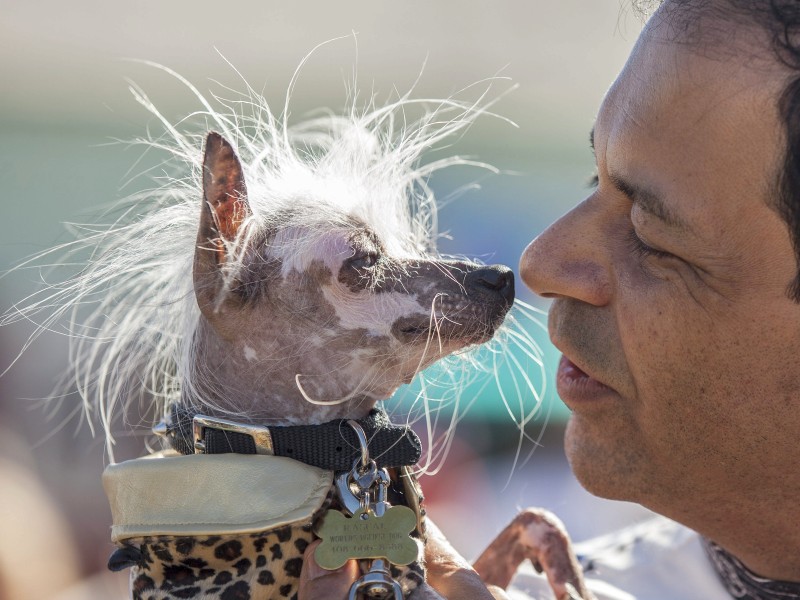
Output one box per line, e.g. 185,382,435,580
192,414,275,455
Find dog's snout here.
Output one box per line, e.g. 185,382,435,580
469,266,515,304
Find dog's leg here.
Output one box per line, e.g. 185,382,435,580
473,508,595,600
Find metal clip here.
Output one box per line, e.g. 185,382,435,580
336,471,363,515
336,456,379,515
192,414,274,455
348,559,403,600
372,468,391,518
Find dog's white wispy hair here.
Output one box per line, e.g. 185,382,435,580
1,60,547,469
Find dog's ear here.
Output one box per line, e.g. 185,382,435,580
198,132,251,258
194,132,252,312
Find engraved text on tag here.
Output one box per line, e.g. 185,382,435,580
313,505,419,570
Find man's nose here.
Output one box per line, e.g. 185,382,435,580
519,198,611,306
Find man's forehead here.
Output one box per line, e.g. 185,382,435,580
594,14,786,231
609,31,742,121
608,9,783,142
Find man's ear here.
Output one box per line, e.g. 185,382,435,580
193,132,252,313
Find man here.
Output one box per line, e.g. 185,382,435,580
300,1,800,598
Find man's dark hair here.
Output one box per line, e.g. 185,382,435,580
768,1,800,300
654,0,800,299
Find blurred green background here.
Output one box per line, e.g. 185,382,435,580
0,2,649,598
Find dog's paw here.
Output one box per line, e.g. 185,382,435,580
474,508,594,600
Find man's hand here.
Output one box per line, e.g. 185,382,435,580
299,522,505,600
298,540,359,600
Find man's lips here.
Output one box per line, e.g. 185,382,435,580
556,354,615,406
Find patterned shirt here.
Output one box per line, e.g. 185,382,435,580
704,538,800,600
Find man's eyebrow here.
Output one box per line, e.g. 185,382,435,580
609,171,691,232
589,125,690,232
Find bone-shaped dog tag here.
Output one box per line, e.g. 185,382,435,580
314,505,419,570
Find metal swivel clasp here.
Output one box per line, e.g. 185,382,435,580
348,559,403,600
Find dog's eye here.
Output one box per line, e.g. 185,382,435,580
348,251,379,270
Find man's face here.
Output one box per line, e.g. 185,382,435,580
520,14,800,520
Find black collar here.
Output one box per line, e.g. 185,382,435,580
157,405,422,472
703,538,800,599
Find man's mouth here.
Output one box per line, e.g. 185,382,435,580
559,355,588,378
556,354,614,406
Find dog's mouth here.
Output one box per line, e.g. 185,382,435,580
396,320,430,339
387,262,515,348
391,317,433,343
391,310,506,345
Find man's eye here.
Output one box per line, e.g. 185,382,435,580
628,229,674,260
588,172,599,188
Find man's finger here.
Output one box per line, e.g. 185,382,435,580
298,540,359,600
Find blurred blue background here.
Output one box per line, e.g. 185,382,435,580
0,2,655,598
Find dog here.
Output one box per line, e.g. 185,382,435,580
3,66,591,599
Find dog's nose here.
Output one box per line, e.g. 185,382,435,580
469,266,515,304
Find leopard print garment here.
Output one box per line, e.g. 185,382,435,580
113,472,427,599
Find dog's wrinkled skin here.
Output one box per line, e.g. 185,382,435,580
192,132,515,427
191,132,527,599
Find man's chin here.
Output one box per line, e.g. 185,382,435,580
563,416,644,503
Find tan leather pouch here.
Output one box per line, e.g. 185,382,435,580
103,452,333,542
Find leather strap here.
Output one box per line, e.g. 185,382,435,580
164,405,422,471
